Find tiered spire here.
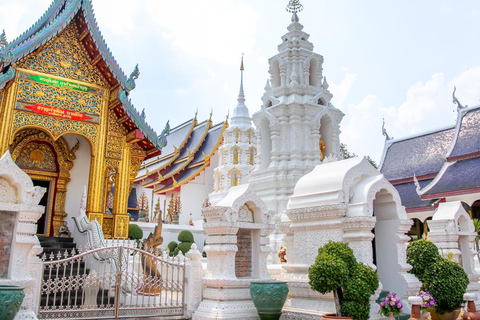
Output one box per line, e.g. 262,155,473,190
230,55,251,129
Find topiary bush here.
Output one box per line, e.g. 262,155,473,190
168,241,178,256
128,224,143,240
424,259,469,314
407,239,469,315
176,230,195,255
308,241,378,320
178,230,194,243
406,239,441,282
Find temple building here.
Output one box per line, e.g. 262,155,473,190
380,96,480,239
0,0,167,238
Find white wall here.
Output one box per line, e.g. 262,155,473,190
179,152,217,224
64,134,91,239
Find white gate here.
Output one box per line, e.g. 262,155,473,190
38,245,186,319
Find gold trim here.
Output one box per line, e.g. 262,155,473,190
155,121,227,194
23,169,59,178
160,120,212,181
137,118,198,182
29,174,56,236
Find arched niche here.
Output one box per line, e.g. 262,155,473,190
319,115,333,157
9,128,81,236
271,60,281,88
259,118,272,170
309,59,319,86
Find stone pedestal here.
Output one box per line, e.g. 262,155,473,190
0,151,46,318
192,184,274,320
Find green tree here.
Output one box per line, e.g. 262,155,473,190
340,143,377,169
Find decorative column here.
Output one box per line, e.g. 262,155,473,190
87,100,108,226
0,80,17,155
112,141,131,239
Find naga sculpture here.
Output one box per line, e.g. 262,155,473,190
139,216,164,294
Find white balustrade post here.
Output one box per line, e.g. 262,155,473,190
185,243,203,317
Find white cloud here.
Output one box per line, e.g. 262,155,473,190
330,72,358,109
146,0,260,65
336,67,480,163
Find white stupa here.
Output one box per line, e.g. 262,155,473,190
209,57,256,206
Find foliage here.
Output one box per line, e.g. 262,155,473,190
417,291,435,311
128,224,143,240
407,239,469,314
423,259,469,314
308,241,378,320
168,230,196,256
178,230,194,243
340,143,377,168
379,292,403,316
178,242,193,255
406,239,441,282
168,241,178,256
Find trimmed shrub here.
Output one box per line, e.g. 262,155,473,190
128,224,143,240
178,242,193,255
167,241,178,254
423,259,469,314
308,241,378,320
407,239,469,314
406,239,441,282
178,230,194,243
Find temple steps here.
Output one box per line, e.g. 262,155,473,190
37,235,114,309
37,236,77,258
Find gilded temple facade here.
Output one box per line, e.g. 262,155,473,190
0,0,166,238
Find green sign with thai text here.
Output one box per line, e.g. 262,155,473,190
28,75,90,92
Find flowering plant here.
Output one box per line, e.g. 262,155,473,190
379,292,403,316
418,291,435,311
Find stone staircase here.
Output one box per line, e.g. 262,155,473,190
37,236,113,308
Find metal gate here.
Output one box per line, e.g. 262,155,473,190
38,245,185,319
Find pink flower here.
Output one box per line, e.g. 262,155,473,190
380,302,384,307
397,303,402,309
390,301,395,306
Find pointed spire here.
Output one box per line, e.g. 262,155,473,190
238,53,245,105
230,54,252,130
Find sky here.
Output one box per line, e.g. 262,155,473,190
2,0,480,163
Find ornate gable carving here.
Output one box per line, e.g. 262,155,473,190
18,23,108,87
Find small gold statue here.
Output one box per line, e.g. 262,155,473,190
278,245,287,263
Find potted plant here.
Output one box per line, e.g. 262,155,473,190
417,291,435,318
407,239,469,320
308,241,379,320
250,281,289,320
379,292,403,320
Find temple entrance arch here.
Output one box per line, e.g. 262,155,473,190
9,128,81,236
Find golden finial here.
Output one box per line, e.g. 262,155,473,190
209,109,213,121
172,176,178,188
286,0,303,13
240,53,244,71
